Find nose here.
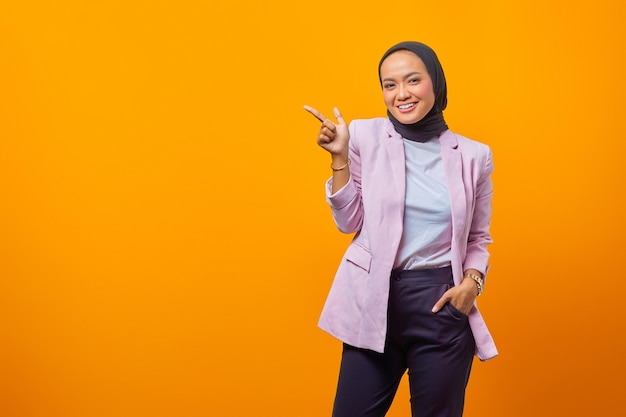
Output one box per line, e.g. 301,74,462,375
397,83,410,100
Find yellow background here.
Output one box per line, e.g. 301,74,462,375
1,1,625,416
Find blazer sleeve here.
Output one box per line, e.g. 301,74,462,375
325,121,364,234
463,146,494,277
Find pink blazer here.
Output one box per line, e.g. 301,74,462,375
319,118,498,361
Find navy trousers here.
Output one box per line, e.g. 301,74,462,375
331,267,475,417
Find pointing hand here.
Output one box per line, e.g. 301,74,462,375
303,105,350,157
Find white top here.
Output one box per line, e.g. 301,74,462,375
393,137,453,270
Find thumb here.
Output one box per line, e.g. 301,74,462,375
333,107,346,125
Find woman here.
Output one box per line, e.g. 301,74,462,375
304,41,497,417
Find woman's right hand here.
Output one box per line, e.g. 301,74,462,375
303,105,350,158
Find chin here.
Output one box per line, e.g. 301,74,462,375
389,108,421,124
395,114,423,124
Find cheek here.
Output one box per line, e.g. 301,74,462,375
413,85,433,101
382,91,395,107
418,83,436,104
420,91,435,108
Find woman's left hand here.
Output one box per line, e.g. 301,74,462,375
431,278,478,315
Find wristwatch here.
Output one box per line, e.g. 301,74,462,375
463,272,484,296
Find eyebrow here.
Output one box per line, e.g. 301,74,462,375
382,71,422,82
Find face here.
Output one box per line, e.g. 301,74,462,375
379,50,435,124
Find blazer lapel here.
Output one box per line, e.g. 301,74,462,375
440,131,467,241
384,126,407,202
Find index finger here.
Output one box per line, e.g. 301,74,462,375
303,105,328,123
431,293,450,313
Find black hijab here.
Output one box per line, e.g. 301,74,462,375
378,41,448,142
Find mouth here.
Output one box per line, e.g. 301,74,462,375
397,102,417,113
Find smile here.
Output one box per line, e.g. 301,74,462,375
397,103,416,112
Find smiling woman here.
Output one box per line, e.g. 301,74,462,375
2,0,625,415
303,41,495,417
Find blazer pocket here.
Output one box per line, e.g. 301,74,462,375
344,243,372,272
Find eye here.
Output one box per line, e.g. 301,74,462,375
383,83,395,89
408,78,420,84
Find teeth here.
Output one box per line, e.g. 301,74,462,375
399,103,415,109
